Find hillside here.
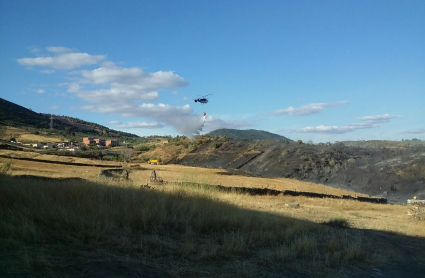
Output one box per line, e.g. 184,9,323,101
157,136,425,203
208,128,292,141
0,98,64,129
340,139,425,148
0,98,138,139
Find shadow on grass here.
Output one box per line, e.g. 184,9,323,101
0,174,424,278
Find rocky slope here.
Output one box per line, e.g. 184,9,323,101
176,137,425,203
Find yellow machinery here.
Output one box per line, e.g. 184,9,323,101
148,159,159,165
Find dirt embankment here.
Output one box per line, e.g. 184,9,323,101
176,138,425,203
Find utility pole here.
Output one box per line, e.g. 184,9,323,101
50,114,54,130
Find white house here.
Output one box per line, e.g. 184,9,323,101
56,142,68,148
64,146,79,152
32,143,43,148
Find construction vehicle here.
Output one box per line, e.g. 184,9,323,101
147,159,159,165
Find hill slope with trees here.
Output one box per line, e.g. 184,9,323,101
208,128,292,141
0,98,138,139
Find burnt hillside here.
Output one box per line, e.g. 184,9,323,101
176,137,425,203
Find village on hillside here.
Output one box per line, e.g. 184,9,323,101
4,137,118,152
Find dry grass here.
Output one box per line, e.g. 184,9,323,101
2,173,424,277
1,151,425,276
0,174,383,277
2,127,64,143
408,202,425,221
132,163,370,196
0,149,120,167
1,151,424,238
1,149,364,196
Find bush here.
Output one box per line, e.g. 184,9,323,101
210,142,222,149
137,145,150,152
325,218,350,229
102,155,117,161
0,160,12,174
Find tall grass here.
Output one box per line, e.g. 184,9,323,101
0,174,370,277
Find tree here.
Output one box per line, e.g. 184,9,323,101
64,126,71,135
120,147,136,163
0,125,5,139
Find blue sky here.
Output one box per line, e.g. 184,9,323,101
1,0,424,142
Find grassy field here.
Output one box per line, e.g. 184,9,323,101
1,152,424,237
1,151,425,277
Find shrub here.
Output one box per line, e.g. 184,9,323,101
0,160,12,174
140,156,149,162
325,218,350,229
137,145,150,152
102,155,117,161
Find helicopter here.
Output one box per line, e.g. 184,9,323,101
194,94,212,104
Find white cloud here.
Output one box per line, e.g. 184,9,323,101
28,46,41,53
50,105,59,110
82,103,191,117
40,69,55,74
58,60,193,136
70,64,187,103
286,123,375,134
202,117,250,132
80,64,187,87
401,128,425,134
108,121,164,129
18,46,239,137
82,103,248,137
274,101,349,116
71,87,159,103
46,46,72,53
285,113,400,134
357,113,400,122
82,103,203,137
80,65,145,84
62,82,80,93
18,52,105,69
35,89,45,94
